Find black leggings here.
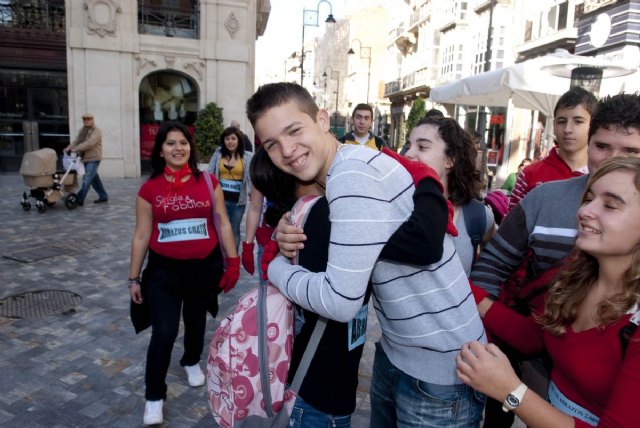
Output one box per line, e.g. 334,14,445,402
143,247,223,400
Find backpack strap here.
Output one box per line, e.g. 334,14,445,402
620,304,640,358
462,199,487,254
203,172,228,263
258,194,329,413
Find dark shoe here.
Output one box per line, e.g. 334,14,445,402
77,201,84,206
94,199,108,204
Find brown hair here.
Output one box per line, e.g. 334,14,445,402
539,157,640,335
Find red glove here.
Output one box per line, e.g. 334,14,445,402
241,241,255,275
219,257,240,293
446,200,458,237
383,148,458,237
255,224,274,247
469,279,489,304
260,240,279,281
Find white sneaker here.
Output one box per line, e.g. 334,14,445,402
184,364,205,387
143,399,163,425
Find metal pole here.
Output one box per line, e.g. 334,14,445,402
366,53,371,104
335,79,339,129
301,23,305,85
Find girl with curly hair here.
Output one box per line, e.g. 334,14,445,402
404,116,496,273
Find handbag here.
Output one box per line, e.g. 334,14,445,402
130,270,150,334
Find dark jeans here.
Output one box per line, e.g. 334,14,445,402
144,248,223,400
77,160,108,204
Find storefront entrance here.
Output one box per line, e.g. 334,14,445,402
139,70,198,172
0,70,69,172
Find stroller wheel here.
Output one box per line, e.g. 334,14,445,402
65,193,78,210
22,201,31,211
36,201,47,213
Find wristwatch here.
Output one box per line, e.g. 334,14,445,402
502,383,528,412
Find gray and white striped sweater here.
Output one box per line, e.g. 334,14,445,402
268,145,486,385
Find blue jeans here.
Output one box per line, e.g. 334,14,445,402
78,160,108,204
289,395,351,428
224,200,245,250
369,342,485,428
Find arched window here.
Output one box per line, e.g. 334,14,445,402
139,71,198,167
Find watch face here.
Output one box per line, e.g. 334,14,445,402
507,394,520,408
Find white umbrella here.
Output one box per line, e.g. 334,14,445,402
430,50,638,116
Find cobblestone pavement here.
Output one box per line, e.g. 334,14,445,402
0,174,376,427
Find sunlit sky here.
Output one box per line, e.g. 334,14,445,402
255,0,393,85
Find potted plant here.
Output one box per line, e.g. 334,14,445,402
194,102,224,167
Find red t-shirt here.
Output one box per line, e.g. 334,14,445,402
139,173,219,259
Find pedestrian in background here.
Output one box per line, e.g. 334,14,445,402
501,158,532,196
207,126,253,249
340,103,387,150
65,112,108,206
230,119,253,152
128,121,239,426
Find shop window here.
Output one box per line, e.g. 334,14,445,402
139,70,198,162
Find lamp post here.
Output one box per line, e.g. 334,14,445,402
301,0,335,86
347,39,372,104
323,66,340,132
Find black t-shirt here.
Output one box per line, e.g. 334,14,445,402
286,197,366,415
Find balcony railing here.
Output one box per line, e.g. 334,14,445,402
0,2,65,32
138,2,199,39
384,68,432,97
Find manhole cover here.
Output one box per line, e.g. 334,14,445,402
0,290,82,319
3,246,70,263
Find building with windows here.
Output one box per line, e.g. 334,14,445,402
384,0,638,180
0,0,270,176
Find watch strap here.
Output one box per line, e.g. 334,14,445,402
502,383,528,412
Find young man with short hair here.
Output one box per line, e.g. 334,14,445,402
508,86,597,209
247,82,486,427
339,103,387,150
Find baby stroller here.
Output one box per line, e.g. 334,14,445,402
19,148,81,213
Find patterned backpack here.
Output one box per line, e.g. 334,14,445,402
206,195,326,428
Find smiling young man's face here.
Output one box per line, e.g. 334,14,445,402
254,100,334,183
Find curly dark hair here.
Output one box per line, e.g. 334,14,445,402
219,126,245,158
150,121,200,180
588,92,640,141
414,117,482,205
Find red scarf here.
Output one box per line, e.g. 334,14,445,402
163,164,192,203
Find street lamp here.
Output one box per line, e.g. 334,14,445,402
323,66,340,129
301,0,335,86
347,39,372,104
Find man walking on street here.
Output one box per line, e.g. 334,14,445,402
339,103,387,150
66,113,109,206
